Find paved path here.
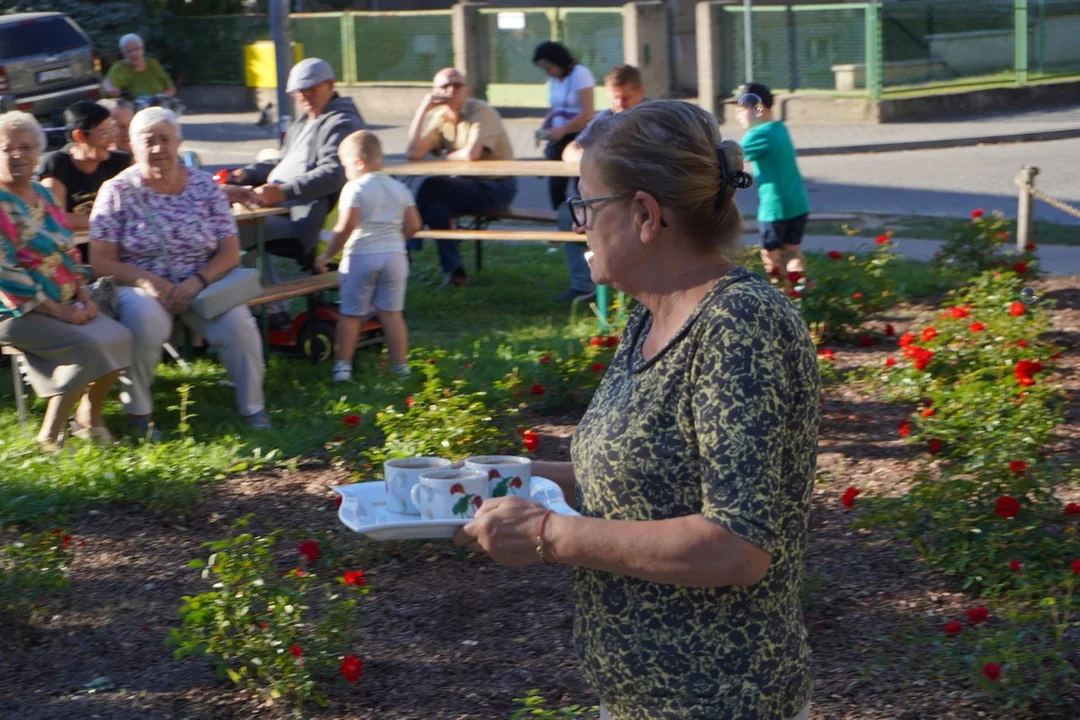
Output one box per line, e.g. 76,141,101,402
179,104,1080,227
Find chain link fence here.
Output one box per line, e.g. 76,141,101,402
353,12,453,84
290,13,345,84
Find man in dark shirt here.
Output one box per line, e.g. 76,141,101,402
39,101,132,231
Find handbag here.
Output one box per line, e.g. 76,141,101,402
127,177,263,320
88,276,118,319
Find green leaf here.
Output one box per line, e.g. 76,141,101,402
452,496,470,516
187,559,206,569
491,479,508,498
226,669,242,685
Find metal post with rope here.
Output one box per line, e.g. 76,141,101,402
1015,165,1080,252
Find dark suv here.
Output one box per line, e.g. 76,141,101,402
0,12,102,123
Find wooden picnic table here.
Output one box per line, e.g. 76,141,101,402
384,159,580,178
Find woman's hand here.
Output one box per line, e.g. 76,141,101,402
312,253,330,274
169,276,203,313
55,302,91,325
136,275,175,309
75,287,98,321
548,126,568,142
452,496,552,567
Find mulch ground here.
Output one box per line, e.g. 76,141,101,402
1,278,1077,720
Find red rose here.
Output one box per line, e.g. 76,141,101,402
998,231,1010,242
787,271,802,284
884,357,897,367
969,321,986,333
928,439,943,455
591,362,606,372
589,337,603,347
523,430,539,453
898,419,912,437
340,654,363,683
606,336,620,348
852,292,863,300
472,496,483,508
858,335,874,347
1064,503,1080,516
982,663,1001,682
530,383,546,396
817,348,835,362
875,234,890,245
298,539,321,563
62,535,72,548
449,483,465,495
260,622,269,630
921,327,938,342
995,496,1020,519
828,250,843,259
911,347,934,371
943,621,963,637
292,568,306,577
343,570,366,586
899,332,915,347
1015,339,1029,348
788,289,801,299
1025,242,1036,251
290,645,303,658
1072,559,1080,575
971,209,985,219
510,477,522,488
1018,376,1035,387
885,323,895,337
967,606,989,625
769,266,781,277
405,397,415,408
948,305,970,319
840,486,860,509
921,408,935,418
333,495,343,510
1009,302,1026,317
1009,559,1023,573
1009,460,1028,475
1014,261,1028,275
539,355,552,365
342,414,362,426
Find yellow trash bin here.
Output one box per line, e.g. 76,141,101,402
244,41,304,89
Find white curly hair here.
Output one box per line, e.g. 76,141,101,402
0,111,46,153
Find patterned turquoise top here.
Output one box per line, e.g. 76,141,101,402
570,266,820,719
0,183,88,317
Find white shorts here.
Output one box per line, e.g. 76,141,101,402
338,251,409,316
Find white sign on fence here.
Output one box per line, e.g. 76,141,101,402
497,12,526,31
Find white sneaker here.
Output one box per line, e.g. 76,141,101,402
332,361,352,383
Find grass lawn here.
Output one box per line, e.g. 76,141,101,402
0,241,954,527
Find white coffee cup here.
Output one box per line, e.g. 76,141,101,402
464,455,532,500
410,468,489,521
385,457,452,515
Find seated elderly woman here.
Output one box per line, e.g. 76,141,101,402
89,108,269,437
455,101,819,720
0,112,132,450
103,34,176,100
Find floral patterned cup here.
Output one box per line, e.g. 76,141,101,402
410,468,489,521
385,457,452,515
464,455,532,500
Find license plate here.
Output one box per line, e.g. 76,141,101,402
36,67,73,83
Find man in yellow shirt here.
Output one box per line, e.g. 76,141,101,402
103,34,175,99
404,68,517,288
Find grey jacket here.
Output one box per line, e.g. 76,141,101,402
242,95,364,204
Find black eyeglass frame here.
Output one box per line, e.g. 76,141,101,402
567,193,669,229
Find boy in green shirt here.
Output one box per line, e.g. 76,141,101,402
103,33,176,100
736,83,810,280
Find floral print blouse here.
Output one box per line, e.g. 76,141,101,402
89,166,238,283
570,266,821,719
0,183,87,317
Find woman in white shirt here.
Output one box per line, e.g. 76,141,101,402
533,41,594,209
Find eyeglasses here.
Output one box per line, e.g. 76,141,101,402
434,81,465,90
567,193,629,228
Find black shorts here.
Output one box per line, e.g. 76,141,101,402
759,213,809,251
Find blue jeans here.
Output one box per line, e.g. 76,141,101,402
410,176,518,275
557,199,595,293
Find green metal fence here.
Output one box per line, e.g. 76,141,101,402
290,13,345,84
481,6,623,107
717,0,1080,99
353,11,454,84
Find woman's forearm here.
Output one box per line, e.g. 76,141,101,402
561,110,593,135
197,237,240,284
65,212,89,231
546,513,771,588
532,460,576,507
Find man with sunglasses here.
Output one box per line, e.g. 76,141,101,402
404,68,516,288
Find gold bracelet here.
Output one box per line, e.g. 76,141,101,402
535,509,555,565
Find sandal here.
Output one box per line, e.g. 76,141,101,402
69,420,116,447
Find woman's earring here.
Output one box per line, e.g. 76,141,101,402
660,218,669,228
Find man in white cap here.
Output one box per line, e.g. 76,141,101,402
226,58,364,324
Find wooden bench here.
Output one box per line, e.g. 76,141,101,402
1,345,29,427
248,271,341,308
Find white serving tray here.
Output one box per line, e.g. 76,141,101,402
334,476,579,541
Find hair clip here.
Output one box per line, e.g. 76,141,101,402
730,171,753,190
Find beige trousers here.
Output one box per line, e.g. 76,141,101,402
115,286,265,417
599,701,811,720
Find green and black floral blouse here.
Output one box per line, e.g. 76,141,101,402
570,266,820,719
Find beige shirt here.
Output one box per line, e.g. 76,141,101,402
421,98,514,161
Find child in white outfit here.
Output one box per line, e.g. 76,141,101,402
314,130,421,382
